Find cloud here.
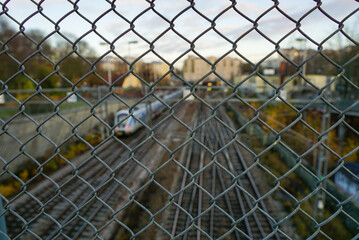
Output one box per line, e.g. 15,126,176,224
114,0,149,8
3,0,358,64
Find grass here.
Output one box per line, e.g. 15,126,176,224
58,101,88,111
0,107,18,120
0,102,88,120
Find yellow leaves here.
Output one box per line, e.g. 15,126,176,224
0,184,18,197
0,133,102,198
19,170,29,183
0,170,29,197
54,156,66,166
342,138,358,162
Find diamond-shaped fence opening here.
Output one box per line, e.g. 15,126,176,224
0,0,359,239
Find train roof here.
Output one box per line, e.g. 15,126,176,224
115,90,182,117
116,104,146,115
337,162,359,182
116,109,129,115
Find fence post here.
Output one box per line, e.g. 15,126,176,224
0,199,7,240
314,79,331,221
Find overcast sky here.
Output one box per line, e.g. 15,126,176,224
1,0,358,67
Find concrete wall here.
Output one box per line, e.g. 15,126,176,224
0,102,124,172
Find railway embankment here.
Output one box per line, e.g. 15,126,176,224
0,101,131,173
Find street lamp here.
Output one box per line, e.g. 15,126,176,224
127,40,151,130
128,40,138,59
98,42,112,139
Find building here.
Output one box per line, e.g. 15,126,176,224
122,61,170,88
150,61,169,79
122,74,143,88
234,74,336,98
99,58,171,88
183,56,242,83
144,61,171,84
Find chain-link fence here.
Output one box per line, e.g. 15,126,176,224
0,0,359,239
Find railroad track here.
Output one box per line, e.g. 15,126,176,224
5,101,190,239
166,103,283,239
6,129,148,239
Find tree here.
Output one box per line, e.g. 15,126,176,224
0,19,98,89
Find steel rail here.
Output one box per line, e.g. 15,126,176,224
209,159,216,238
182,112,204,240
55,100,190,239
43,132,148,239
207,117,253,239
170,139,195,237
182,173,198,240
67,101,191,239
170,111,198,237
70,147,148,240
196,117,205,240
220,107,281,240
205,118,241,240
8,137,135,238
214,118,263,238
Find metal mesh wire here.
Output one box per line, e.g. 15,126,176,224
0,0,359,239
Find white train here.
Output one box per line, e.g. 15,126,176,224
334,162,359,202
114,89,183,135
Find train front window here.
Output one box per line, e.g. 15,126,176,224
117,114,128,127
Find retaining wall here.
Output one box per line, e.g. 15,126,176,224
0,102,123,172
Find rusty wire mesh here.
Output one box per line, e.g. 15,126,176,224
0,0,359,239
